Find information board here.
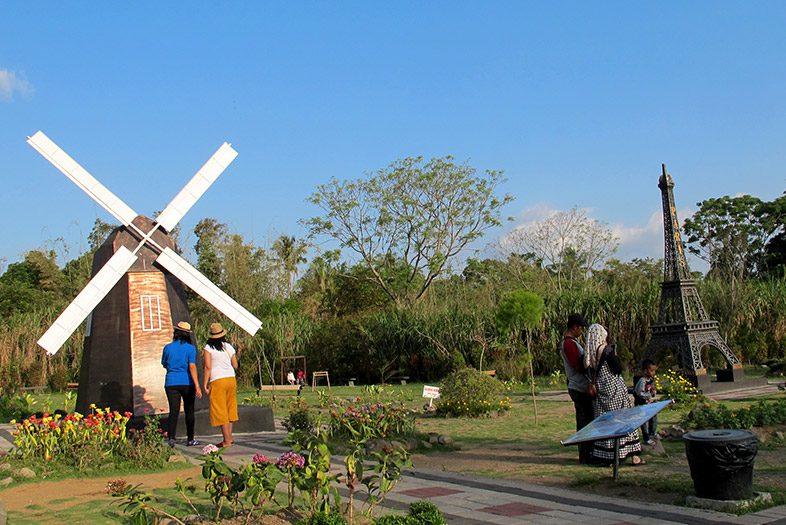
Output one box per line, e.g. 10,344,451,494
561,400,672,446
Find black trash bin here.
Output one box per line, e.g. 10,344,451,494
683,429,758,500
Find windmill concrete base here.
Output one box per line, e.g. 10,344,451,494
138,405,276,438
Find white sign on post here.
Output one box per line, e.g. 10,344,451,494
422,385,441,407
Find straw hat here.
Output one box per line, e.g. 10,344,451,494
208,322,227,339
175,321,192,333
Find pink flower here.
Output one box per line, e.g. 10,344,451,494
202,444,220,455
276,451,305,469
252,453,269,464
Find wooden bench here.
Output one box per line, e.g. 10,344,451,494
257,384,301,392
481,370,496,377
21,385,46,394
312,371,330,391
389,376,410,385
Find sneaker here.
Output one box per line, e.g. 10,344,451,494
187,439,201,447
167,438,177,448
646,439,656,446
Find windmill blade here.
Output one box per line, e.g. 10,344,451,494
27,131,138,226
155,247,262,336
38,246,138,355
155,142,238,233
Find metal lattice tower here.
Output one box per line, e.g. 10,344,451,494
647,164,742,388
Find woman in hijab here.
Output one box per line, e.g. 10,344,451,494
584,323,643,465
161,321,202,447
202,322,239,448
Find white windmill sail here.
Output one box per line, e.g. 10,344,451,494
29,131,261,355
27,131,138,226
155,142,238,233
156,247,262,336
38,246,138,354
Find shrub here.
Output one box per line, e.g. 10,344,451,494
654,369,702,405
437,367,510,417
375,501,446,525
48,365,70,392
408,500,446,525
682,399,786,429
329,400,414,441
283,398,314,434
0,393,36,422
375,516,415,525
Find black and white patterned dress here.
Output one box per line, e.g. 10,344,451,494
590,358,642,463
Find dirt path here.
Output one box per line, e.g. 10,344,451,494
0,466,202,513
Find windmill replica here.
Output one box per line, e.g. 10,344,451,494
647,164,747,392
28,131,262,416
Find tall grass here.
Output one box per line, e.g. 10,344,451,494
2,276,784,390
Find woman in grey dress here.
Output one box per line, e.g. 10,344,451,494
584,323,643,465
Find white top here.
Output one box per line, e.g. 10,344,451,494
204,342,237,382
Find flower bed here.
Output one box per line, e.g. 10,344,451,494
10,406,170,469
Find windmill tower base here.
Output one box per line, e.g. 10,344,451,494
162,405,276,435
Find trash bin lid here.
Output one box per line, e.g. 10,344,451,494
683,429,757,443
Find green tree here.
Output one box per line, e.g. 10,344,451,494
682,195,778,283
87,218,117,251
272,235,309,298
761,192,786,276
496,290,545,422
304,156,512,306
194,218,228,284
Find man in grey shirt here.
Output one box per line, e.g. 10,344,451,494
559,313,592,463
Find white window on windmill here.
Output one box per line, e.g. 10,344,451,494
140,295,162,331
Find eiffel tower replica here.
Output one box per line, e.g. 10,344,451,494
647,164,748,392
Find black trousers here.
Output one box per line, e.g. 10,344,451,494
568,389,595,464
165,385,196,441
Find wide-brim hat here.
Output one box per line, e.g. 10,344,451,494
175,321,192,333
208,322,227,339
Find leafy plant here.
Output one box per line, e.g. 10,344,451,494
437,367,510,417
297,510,348,525
407,500,446,525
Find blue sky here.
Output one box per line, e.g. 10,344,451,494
2,2,785,271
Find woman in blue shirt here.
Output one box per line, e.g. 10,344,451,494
161,321,202,446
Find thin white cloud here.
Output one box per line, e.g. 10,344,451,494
0,69,32,101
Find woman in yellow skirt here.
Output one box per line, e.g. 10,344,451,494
202,323,239,448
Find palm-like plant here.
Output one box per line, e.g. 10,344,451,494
272,236,309,298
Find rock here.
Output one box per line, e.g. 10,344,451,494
662,425,685,439
405,438,420,451
0,464,11,473
774,431,784,440
643,438,667,456
0,477,12,487
420,441,432,449
391,440,406,452
437,435,454,446
168,454,188,463
428,433,440,444
16,467,35,479
365,439,392,454
751,428,768,443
